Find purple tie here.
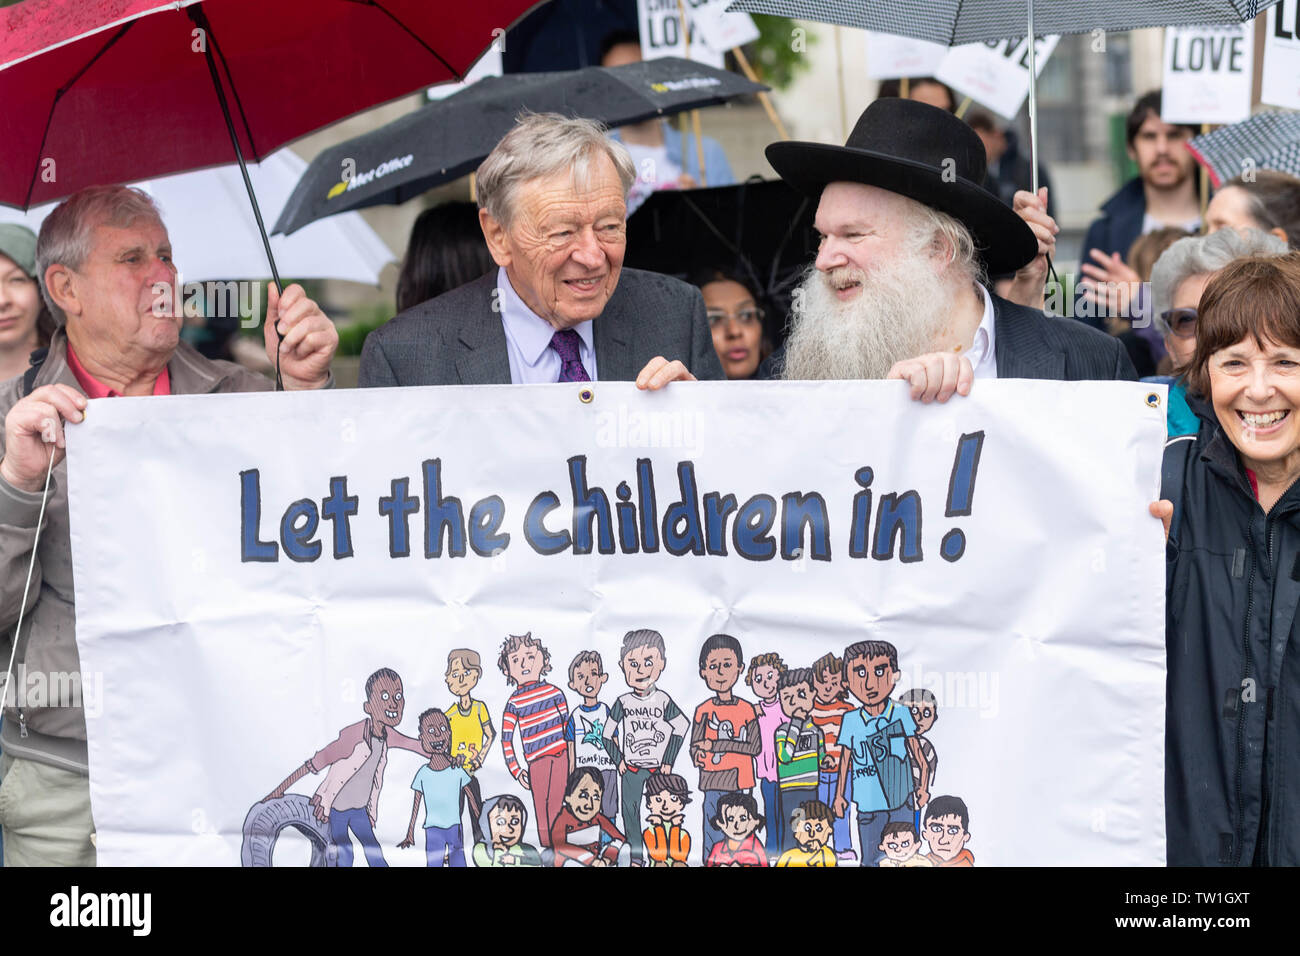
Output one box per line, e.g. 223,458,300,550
549,329,590,382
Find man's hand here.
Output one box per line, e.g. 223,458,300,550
0,385,87,492
1006,187,1057,310
1079,250,1141,317
618,760,628,775
886,352,974,403
635,356,695,391
914,786,930,809
1150,500,1173,541
264,283,338,390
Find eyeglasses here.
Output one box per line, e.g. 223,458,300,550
707,307,763,327
1161,307,1197,338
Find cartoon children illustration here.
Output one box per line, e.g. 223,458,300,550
746,652,787,861
878,821,934,867
833,640,931,867
445,648,495,843
602,628,690,863
775,800,837,867
398,708,480,867
811,651,855,861
643,772,692,867
498,632,570,848
264,667,425,867
551,766,631,867
899,687,939,834
775,667,826,856
924,795,975,867
563,650,619,823
705,792,768,867
471,794,542,867
691,634,761,859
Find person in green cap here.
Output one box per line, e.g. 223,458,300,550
0,224,56,382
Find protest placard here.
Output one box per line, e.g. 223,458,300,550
1262,0,1300,111
1162,24,1254,124
935,35,1059,120
864,31,950,80
637,0,724,68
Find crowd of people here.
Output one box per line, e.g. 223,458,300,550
2,67,1300,866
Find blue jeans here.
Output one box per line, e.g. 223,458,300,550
759,778,780,860
424,824,465,867
817,772,852,856
855,805,912,867
329,807,387,867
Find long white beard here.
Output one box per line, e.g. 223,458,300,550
782,256,955,381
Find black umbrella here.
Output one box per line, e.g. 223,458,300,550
274,57,766,235
623,178,817,344
501,0,639,73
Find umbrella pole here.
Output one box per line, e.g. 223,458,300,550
731,46,789,140
901,77,910,98
1199,124,1210,219
1024,0,1058,293
835,26,848,141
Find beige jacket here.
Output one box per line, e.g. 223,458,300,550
0,328,273,773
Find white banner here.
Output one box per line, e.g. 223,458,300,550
687,0,760,53
1262,0,1300,111
637,0,724,68
1162,24,1254,124
935,35,1060,121
865,31,950,80
66,380,1167,867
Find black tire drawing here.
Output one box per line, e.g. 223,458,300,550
241,795,336,867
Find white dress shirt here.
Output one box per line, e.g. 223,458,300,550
962,284,999,380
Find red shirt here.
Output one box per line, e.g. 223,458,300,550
706,833,768,867
66,342,170,398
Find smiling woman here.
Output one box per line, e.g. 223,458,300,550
0,224,56,383
1161,250,1300,866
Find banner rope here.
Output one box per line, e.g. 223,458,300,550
2,450,57,733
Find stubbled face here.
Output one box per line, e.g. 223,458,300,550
813,666,842,704
420,712,452,755
0,253,41,352
569,660,607,699
621,644,665,692
57,216,180,362
364,674,404,729
795,815,831,851
490,805,523,847
565,774,604,823
749,663,781,701
1209,335,1300,475
647,790,684,817
445,658,480,697
1205,186,1262,236
1164,273,1210,371
719,804,759,842
1128,113,1195,191
881,829,921,861
507,642,543,685
907,700,937,735
779,681,813,721
484,153,627,330
926,814,970,861
846,654,898,709
704,280,763,380
701,648,740,694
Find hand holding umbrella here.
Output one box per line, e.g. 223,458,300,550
263,283,338,390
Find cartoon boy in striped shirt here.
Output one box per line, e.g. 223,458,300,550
498,632,570,848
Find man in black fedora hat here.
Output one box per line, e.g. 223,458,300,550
761,98,1135,396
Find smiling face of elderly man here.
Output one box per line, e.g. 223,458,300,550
477,115,635,330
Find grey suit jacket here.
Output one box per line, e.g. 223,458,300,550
359,268,724,386
758,293,1138,382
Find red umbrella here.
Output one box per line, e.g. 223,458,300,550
0,0,538,384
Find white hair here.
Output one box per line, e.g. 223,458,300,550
1149,228,1288,334
476,112,636,228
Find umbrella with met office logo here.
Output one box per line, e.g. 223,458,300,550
272,56,767,235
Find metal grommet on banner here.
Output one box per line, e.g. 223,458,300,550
578,386,595,404
1145,392,1161,408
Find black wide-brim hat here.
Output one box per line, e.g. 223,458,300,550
766,98,1037,276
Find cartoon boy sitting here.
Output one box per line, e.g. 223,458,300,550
643,772,692,867
878,821,934,867
925,795,975,867
705,792,768,867
551,766,631,867
471,794,542,867
775,800,837,867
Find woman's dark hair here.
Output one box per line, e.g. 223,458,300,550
690,267,773,377
875,77,956,112
395,201,494,312
1186,251,1300,397
1219,171,1300,251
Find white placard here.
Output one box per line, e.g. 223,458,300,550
1161,24,1254,124
637,0,725,68
865,31,950,80
65,380,1168,867
687,0,760,52
935,35,1060,120
1262,0,1300,111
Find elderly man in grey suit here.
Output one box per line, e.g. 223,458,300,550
760,98,1136,397
360,113,722,388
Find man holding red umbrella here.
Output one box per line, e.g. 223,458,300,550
0,185,337,865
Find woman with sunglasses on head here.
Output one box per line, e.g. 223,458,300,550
691,268,771,381
1146,229,1288,437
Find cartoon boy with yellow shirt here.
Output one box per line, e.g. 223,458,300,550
446,649,495,843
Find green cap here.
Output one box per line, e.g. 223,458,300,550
0,224,37,278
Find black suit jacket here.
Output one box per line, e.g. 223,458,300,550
359,268,724,386
758,293,1138,382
